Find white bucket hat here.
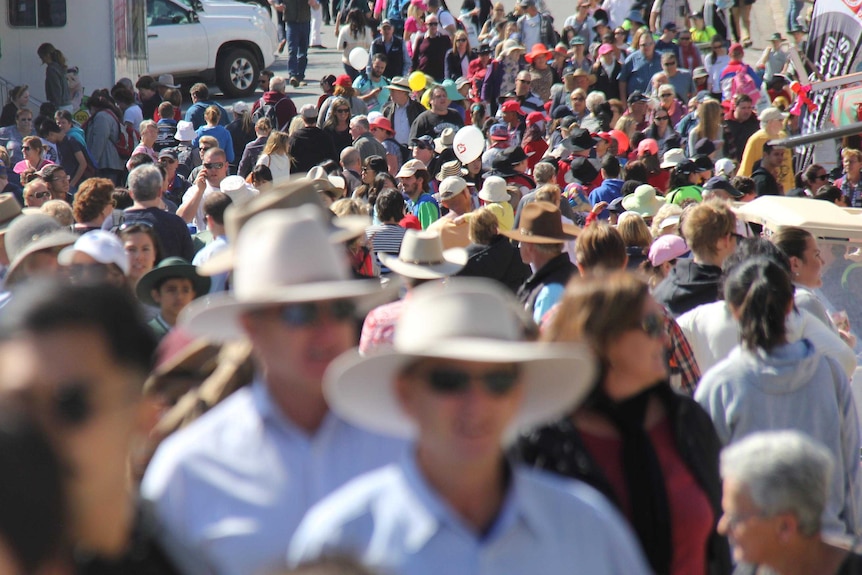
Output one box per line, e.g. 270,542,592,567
174,120,196,142
659,148,686,169
180,206,390,341
478,175,511,202
220,175,259,205
380,230,467,279
325,278,597,439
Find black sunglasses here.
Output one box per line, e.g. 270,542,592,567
21,146,31,151
279,300,356,327
814,174,829,181
203,162,225,170
423,366,520,395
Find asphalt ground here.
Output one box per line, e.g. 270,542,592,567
208,0,793,111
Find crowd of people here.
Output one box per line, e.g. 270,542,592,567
2,0,862,574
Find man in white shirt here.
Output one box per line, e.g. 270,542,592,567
177,147,229,231
426,0,456,37
142,201,404,575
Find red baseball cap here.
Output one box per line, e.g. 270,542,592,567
637,138,659,156
334,74,353,88
526,111,548,125
500,100,526,115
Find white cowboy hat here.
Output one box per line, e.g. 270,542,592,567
478,175,511,202
180,206,390,341
380,230,467,279
325,278,597,440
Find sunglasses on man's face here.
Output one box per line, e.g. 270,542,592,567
421,366,521,396
33,191,52,200
278,300,357,327
203,162,225,170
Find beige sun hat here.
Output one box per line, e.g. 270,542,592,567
500,39,526,57
433,127,456,153
478,175,511,203
435,159,467,181
659,148,686,169
197,178,367,276
180,206,391,341
380,229,467,279
0,193,22,234
4,214,77,285
324,278,597,440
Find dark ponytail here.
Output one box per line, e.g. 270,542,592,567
724,256,794,351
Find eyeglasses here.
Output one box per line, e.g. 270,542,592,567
18,117,33,122
118,220,155,232
615,30,627,35
33,191,52,200
664,61,677,66
422,366,520,395
21,146,31,151
199,147,212,153
160,157,178,164
639,312,665,339
67,262,123,283
456,38,467,42
203,162,225,170
278,300,357,327
428,22,439,26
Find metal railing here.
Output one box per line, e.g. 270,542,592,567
0,74,45,116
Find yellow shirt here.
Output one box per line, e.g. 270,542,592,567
483,201,515,231
738,128,795,193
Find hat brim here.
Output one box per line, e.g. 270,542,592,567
500,222,580,244
478,190,511,202
380,248,468,279
197,216,369,276
180,278,395,342
622,196,665,217
659,160,681,169
324,340,596,439
5,230,78,285
388,84,413,92
137,264,212,307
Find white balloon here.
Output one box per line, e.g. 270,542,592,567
348,47,370,72
453,126,485,163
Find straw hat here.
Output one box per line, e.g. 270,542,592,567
196,178,367,276
478,176,511,202
324,278,597,439
659,148,686,169
180,206,390,341
435,159,466,181
500,39,526,57
380,230,467,279
501,201,580,244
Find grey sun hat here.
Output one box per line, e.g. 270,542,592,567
4,214,77,285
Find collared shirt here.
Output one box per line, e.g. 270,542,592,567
142,380,406,575
192,234,229,293
288,452,651,575
620,50,663,97
393,104,411,145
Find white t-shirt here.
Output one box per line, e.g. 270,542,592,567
124,104,144,128
520,13,542,49
437,8,457,35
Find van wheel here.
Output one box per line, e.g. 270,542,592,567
217,48,259,98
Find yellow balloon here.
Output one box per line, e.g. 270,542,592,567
408,71,427,92
420,88,432,109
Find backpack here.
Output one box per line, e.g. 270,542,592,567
104,109,140,160
252,99,289,132
723,68,760,105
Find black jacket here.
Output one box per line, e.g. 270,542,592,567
653,258,722,317
371,35,409,79
456,235,532,293
516,252,576,316
592,60,622,101
515,385,731,575
751,163,782,197
238,135,267,179
289,126,337,173
381,98,426,135
721,116,759,162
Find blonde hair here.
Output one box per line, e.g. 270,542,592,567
693,99,722,142
204,105,221,124
453,30,470,51
468,206,499,244
41,200,74,226
263,130,291,156
138,119,158,135
650,203,683,238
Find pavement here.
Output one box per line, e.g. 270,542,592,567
208,0,793,110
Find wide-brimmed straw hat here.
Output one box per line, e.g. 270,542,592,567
501,201,580,244
435,159,467,181
197,178,367,276
180,207,389,341
4,214,77,285
324,278,597,439
478,176,511,202
380,230,467,279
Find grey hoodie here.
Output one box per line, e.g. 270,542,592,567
695,339,862,538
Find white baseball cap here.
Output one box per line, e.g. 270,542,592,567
58,230,130,275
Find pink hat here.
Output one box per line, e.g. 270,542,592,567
649,234,688,266
370,116,395,133
598,43,614,56
637,138,659,156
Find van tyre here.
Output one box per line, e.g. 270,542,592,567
217,48,259,98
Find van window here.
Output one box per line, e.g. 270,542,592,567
148,0,194,26
8,0,67,27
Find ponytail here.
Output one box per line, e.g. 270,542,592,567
724,256,794,351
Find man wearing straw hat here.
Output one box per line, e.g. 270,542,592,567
289,278,651,575
427,175,475,249
502,201,580,324
360,229,467,353
142,202,404,575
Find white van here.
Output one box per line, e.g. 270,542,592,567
147,0,278,97
0,0,276,106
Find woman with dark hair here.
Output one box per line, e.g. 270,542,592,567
337,9,372,79
0,85,30,128
643,107,681,157
118,222,164,290
12,136,54,175
803,163,830,197
322,96,354,153
518,271,731,575
85,90,124,184
695,256,861,537
36,43,72,110
251,164,274,192
815,184,849,206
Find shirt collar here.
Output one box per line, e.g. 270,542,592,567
397,450,542,552
250,377,340,439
